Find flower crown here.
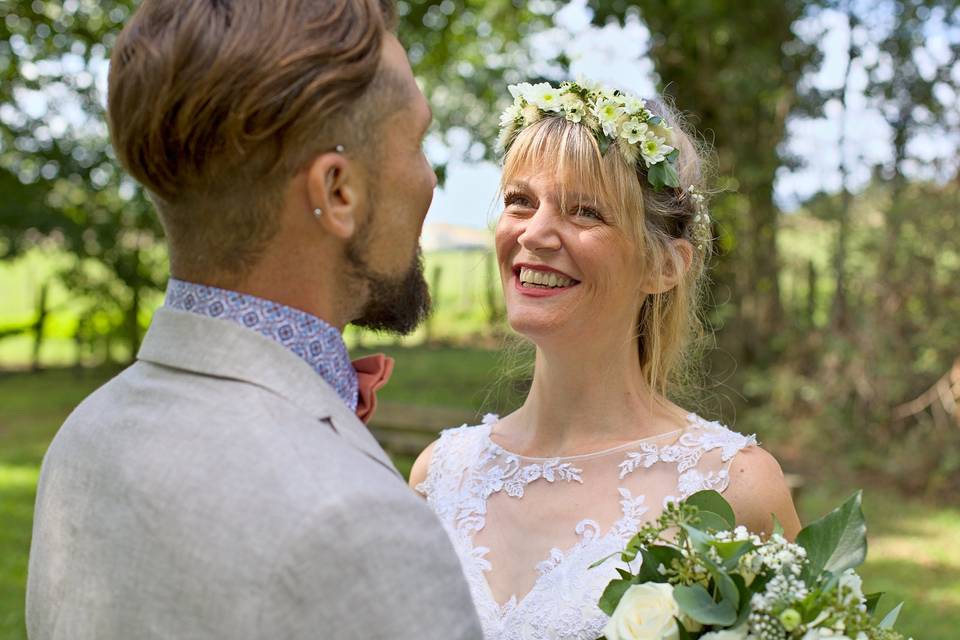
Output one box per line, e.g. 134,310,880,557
498,80,681,190
498,80,712,251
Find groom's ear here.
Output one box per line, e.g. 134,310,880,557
305,152,366,241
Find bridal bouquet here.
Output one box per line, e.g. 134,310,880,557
593,491,911,640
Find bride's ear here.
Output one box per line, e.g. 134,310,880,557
305,151,365,240
639,239,693,295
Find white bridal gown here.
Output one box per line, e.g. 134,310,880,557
417,413,757,640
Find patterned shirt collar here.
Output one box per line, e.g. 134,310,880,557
164,278,359,411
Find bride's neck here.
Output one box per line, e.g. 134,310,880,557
506,337,685,456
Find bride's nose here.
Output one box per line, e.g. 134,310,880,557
517,206,561,253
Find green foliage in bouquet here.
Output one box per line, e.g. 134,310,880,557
593,491,911,640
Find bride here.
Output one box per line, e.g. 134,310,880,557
409,80,801,639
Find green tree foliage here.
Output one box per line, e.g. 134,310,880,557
0,0,164,357
397,0,554,167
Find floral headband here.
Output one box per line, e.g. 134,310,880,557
498,80,712,250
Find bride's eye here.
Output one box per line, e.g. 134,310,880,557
504,191,533,208
575,205,604,222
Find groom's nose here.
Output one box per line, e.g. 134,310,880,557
518,206,561,253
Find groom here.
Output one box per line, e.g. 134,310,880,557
26,0,482,638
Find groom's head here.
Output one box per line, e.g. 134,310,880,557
108,0,434,333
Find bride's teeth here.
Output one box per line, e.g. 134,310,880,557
518,267,575,288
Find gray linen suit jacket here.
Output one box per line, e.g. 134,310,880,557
26,307,482,639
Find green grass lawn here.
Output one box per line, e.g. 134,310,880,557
1,354,958,639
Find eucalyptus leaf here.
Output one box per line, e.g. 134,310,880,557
680,523,713,554
696,511,732,532
712,539,756,571
596,134,612,156
662,161,681,188
701,553,740,611
686,490,736,530
598,579,633,616
673,584,737,626
646,545,684,570
647,162,668,190
879,602,904,629
772,513,785,537
731,574,752,627
589,551,621,569
635,546,671,583
796,491,867,583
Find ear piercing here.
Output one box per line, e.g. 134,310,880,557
313,146,344,219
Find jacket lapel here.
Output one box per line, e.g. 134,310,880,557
137,307,400,478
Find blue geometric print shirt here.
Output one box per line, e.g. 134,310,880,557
164,278,359,411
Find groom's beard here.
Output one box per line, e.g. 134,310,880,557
347,199,431,335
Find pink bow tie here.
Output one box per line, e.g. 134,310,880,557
352,353,395,424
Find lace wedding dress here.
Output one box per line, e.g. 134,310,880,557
416,413,757,640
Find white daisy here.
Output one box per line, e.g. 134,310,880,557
619,95,646,115
620,119,649,144
640,134,674,166
594,98,623,137
499,101,522,129
508,82,536,100
560,93,585,123
528,83,563,112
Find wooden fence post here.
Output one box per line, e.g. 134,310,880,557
31,282,49,371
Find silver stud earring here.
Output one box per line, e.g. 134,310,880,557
313,208,323,218
334,144,345,153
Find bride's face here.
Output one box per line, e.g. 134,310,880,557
495,169,645,346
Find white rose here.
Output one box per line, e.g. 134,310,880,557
603,583,680,640
700,626,749,640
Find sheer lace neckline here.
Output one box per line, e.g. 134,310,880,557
481,412,694,462
418,412,759,639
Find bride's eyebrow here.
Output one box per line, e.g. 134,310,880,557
504,180,532,192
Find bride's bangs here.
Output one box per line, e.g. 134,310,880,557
500,117,616,221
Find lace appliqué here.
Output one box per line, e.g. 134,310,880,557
418,414,757,640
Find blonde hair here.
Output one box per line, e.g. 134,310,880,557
498,99,712,399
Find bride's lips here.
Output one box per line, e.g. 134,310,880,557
511,263,581,298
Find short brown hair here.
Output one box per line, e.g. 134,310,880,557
108,0,399,280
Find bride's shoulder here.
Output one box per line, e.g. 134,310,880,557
684,414,802,539
682,413,758,455
407,413,498,491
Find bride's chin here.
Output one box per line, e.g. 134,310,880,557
506,314,568,341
